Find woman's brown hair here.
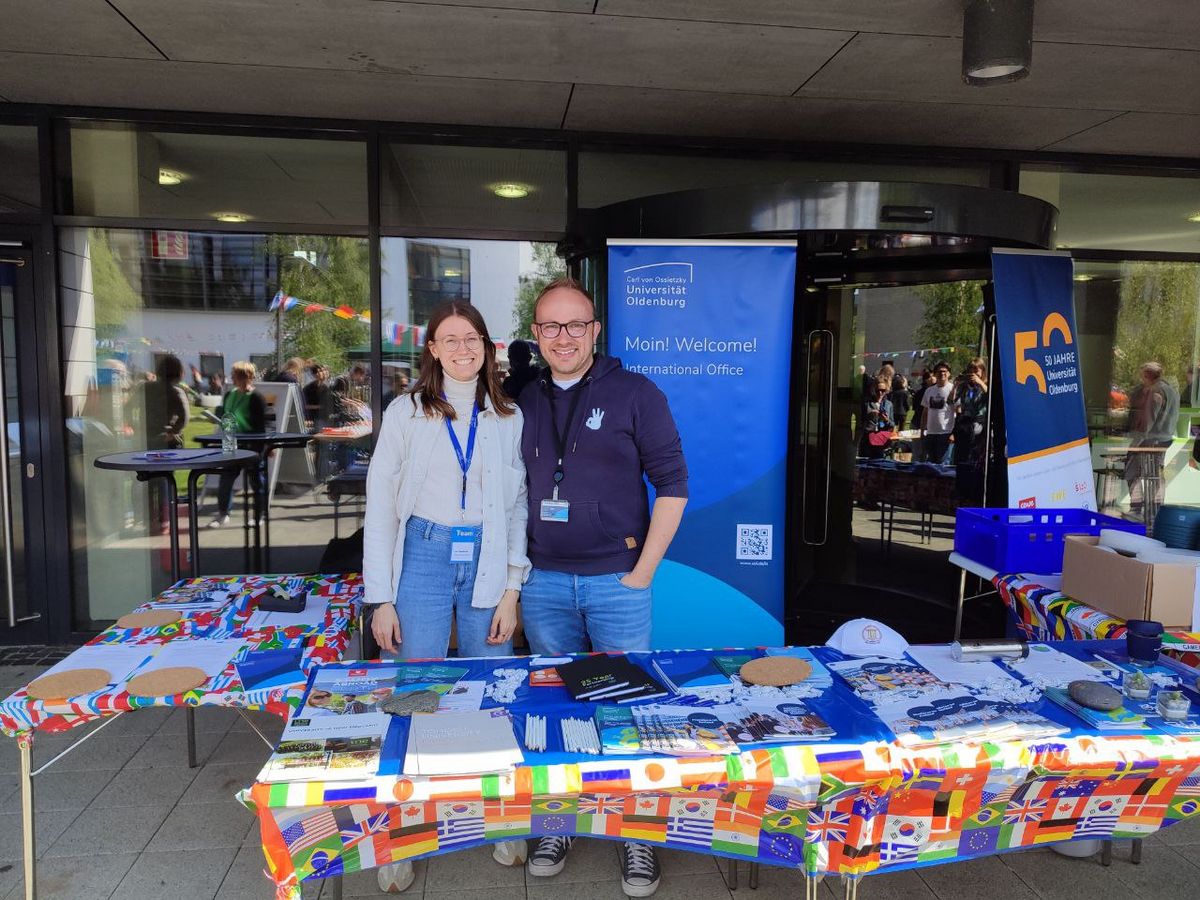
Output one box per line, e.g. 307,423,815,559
410,302,516,419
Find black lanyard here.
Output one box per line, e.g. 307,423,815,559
547,380,585,496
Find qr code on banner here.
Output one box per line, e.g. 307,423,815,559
736,524,772,561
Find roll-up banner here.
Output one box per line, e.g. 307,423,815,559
992,249,1097,510
607,240,796,648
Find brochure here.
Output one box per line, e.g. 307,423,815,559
827,657,949,697
259,711,390,782
595,705,642,755
630,705,739,756
650,655,732,693
406,709,523,775
715,699,836,744
300,666,402,717
870,689,1013,747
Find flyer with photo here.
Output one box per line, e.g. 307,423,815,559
259,711,391,782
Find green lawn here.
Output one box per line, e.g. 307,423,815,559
177,403,221,492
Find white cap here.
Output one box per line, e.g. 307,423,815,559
825,618,909,659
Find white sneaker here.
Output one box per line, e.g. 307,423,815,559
376,860,415,893
492,838,528,866
208,514,230,529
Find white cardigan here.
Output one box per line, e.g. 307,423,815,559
362,392,530,609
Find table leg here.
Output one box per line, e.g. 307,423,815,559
333,494,341,540
1131,838,1142,865
186,706,198,768
748,861,759,889
954,567,968,641
261,454,272,572
19,737,35,900
727,858,738,890
158,475,181,584
1100,840,1112,866
186,470,202,579
324,875,343,900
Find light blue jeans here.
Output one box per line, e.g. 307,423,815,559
520,567,652,654
391,516,512,659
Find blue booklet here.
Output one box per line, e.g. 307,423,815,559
650,655,732,693
236,645,306,691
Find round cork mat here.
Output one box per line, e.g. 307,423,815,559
115,609,181,630
739,657,812,687
126,666,208,698
26,669,111,700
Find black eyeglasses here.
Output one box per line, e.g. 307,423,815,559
535,320,595,338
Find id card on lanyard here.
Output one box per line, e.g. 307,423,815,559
445,403,481,562
541,378,585,523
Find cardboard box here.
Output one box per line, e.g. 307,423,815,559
1061,534,1195,628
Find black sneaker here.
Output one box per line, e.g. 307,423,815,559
620,842,661,897
527,835,575,877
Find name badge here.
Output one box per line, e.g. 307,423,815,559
450,526,479,563
540,499,570,523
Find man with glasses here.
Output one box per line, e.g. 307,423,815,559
516,277,688,897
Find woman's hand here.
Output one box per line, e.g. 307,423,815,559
370,603,402,655
488,590,520,645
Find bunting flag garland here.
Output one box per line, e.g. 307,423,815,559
268,292,428,348
852,345,977,361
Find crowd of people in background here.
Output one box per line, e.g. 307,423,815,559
858,356,991,503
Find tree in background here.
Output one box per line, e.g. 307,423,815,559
267,236,369,375
512,242,566,338
1111,262,1200,403
913,281,985,375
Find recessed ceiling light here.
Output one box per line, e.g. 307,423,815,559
158,168,186,186
443,268,462,278
491,182,530,199
214,212,249,223
1188,212,1200,223
1073,274,1094,282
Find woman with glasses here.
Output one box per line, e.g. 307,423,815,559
362,302,531,888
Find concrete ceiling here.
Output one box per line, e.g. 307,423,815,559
0,0,1197,159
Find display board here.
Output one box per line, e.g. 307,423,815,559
992,249,1096,510
607,240,796,647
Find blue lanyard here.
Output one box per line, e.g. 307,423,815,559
444,403,479,512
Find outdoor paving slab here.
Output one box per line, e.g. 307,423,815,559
520,836,623,885
334,859,429,896
918,854,1039,900
178,761,263,805
93,707,171,736
1105,840,1200,898
156,705,240,736
228,708,285,739
42,803,172,858
1156,816,1200,847
146,799,256,852
90,764,200,809
0,860,19,899
0,771,17,806
207,728,276,766
0,851,138,900
213,844,281,900
720,861,837,899
26,767,117,811
424,844,525,891
998,847,1132,900
0,808,81,862
110,847,237,900
658,848,721,876
434,888,527,900
529,871,733,900
125,727,223,769
29,730,146,773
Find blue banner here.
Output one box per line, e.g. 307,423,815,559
607,240,795,647
992,249,1095,509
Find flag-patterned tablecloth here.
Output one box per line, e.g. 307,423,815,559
240,643,1200,900
995,573,1200,666
0,573,362,743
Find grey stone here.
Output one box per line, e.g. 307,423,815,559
1069,680,1123,711
381,689,441,715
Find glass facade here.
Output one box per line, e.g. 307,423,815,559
0,108,1195,636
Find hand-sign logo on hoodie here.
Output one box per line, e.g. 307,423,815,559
585,408,605,430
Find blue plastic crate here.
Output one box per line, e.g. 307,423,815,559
954,508,1145,574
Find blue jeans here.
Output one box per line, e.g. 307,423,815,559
520,567,652,654
391,516,512,659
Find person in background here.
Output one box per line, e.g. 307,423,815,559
277,356,305,385
362,302,529,892
206,371,225,396
920,361,956,465
889,373,912,430
381,370,411,410
1125,361,1179,517
517,277,688,897
142,354,190,450
210,361,266,528
860,378,894,459
910,369,935,461
951,358,989,503
302,363,329,426
501,339,540,400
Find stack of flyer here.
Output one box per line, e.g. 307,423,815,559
871,689,1066,747
404,709,524,775
259,711,390,782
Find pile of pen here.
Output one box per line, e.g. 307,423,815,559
524,714,548,752
561,716,601,754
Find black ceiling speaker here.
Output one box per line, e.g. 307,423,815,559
962,0,1034,86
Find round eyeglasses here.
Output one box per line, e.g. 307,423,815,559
436,334,483,352
535,320,595,338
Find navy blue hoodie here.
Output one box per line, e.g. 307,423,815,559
518,356,688,575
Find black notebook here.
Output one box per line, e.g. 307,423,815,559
558,655,668,702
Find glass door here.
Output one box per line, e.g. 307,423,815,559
790,269,1002,645
0,252,36,630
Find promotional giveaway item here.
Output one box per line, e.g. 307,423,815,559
825,618,910,659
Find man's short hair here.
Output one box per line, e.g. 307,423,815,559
533,276,594,320
933,361,951,374
231,360,257,381
1141,361,1164,379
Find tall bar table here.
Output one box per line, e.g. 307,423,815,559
194,432,314,571
94,448,259,582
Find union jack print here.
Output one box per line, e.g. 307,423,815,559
1003,799,1047,825
578,794,625,816
806,809,851,844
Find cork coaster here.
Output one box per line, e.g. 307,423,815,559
739,657,812,687
115,609,181,630
126,666,208,698
26,669,111,700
